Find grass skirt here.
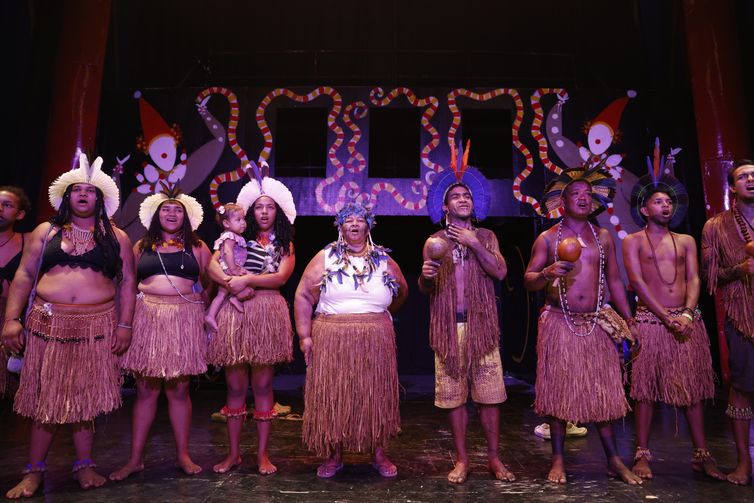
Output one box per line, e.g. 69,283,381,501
534,307,630,423
630,307,715,406
303,312,400,457
207,289,292,366
120,292,207,379
14,298,121,424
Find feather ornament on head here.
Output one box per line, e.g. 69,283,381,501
541,158,617,218
235,160,297,224
139,185,204,230
426,139,491,224
630,138,688,227
48,153,120,217
335,202,376,229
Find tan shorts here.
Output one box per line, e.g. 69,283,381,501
434,322,506,409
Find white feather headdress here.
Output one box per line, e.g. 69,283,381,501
235,162,296,224
139,188,204,231
48,153,120,217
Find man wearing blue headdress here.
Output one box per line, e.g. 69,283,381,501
623,158,722,481
419,140,514,484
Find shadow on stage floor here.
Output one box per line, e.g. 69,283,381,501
0,374,751,502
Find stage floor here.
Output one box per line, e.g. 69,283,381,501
0,375,751,502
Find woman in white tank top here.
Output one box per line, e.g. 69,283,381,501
294,203,408,479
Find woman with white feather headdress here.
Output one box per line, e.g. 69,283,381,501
205,161,296,475
2,153,136,498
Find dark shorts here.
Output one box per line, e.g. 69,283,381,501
726,319,754,394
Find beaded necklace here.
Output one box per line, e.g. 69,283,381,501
733,200,754,244
63,223,94,256
554,220,605,336
644,228,678,285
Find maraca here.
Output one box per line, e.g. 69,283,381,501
424,236,449,261
746,241,754,257
557,237,582,262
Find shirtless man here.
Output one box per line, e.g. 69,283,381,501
420,180,514,484
623,187,723,480
524,169,641,485
2,155,135,498
702,159,754,485
0,186,30,396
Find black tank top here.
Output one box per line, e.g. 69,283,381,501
137,249,200,282
0,234,24,295
41,231,118,279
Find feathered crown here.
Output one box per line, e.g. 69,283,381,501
335,202,376,229
139,185,204,231
630,138,688,227
235,160,297,224
48,153,120,217
541,158,617,218
426,139,491,224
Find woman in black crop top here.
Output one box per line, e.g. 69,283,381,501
205,174,296,475
111,192,211,481
0,186,31,398
2,156,137,499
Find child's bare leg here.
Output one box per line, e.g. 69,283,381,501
229,295,244,312
205,288,230,331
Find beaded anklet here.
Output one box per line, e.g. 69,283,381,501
22,461,46,475
220,404,248,419
72,459,97,473
634,447,653,462
691,448,715,464
252,409,277,422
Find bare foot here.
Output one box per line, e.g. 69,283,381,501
726,463,752,485
608,457,643,485
6,473,43,499
177,455,202,475
631,457,653,479
74,467,107,490
547,457,567,484
204,315,218,332
692,458,726,481
258,454,277,475
447,461,469,484
213,454,242,474
488,458,515,482
109,461,144,481
229,297,244,313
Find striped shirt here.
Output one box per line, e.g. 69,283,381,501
244,238,282,274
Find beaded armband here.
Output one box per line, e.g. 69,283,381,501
726,404,753,420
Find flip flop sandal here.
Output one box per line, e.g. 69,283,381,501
371,462,398,478
317,462,344,478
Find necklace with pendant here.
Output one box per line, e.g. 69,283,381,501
563,221,588,248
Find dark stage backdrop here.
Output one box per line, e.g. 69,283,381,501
92,84,713,378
